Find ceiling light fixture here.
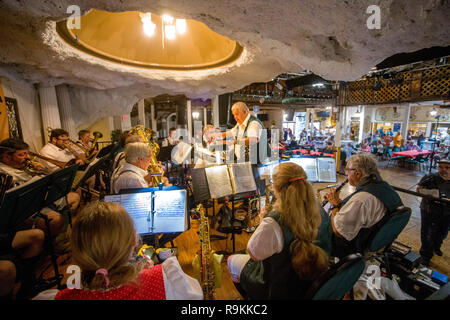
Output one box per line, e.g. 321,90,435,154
140,12,156,37
140,12,187,42
192,111,200,119
176,19,187,34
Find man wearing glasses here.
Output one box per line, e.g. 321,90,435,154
40,128,85,173
324,153,403,258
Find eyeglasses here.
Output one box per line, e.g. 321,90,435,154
345,168,357,173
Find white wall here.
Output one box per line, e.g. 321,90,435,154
0,76,43,152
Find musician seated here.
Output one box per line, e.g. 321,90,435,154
111,142,155,194
227,162,329,299
45,202,203,300
1,227,45,299
112,134,144,174
76,129,98,159
40,129,85,173
0,138,80,236
161,127,179,147
324,153,403,258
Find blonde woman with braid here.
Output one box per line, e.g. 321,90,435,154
227,162,329,299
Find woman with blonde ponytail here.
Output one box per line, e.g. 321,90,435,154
54,202,202,300
227,162,329,299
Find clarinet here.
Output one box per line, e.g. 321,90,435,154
321,178,348,206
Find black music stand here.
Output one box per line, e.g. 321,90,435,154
0,167,77,292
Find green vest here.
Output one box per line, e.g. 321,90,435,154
331,179,403,258
240,212,311,299
236,115,271,164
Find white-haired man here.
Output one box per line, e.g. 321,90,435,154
214,102,270,164
324,153,403,258
111,142,155,194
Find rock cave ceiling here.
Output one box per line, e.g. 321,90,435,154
0,0,449,128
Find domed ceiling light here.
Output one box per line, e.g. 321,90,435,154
56,9,243,71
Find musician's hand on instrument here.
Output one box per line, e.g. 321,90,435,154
141,254,154,269
31,161,46,171
325,187,342,206
75,159,85,165
67,191,80,210
144,172,153,184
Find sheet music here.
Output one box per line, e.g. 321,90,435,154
317,158,337,182
172,141,192,164
205,165,233,199
290,158,318,182
104,193,153,235
191,168,211,203
153,190,187,233
229,163,257,194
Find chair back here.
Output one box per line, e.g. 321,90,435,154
304,254,365,300
366,206,411,253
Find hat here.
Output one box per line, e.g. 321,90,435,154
438,158,450,165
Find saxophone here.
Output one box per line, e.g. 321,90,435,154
192,203,223,300
128,125,162,187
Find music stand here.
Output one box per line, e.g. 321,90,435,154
158,145,175,162
104,187,188,248
0,176,50,234
0,170,76,291
45,164,79,205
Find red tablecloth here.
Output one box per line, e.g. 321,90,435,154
291,149,335,158
391,150,431,158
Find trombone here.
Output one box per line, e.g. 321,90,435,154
29,151,76,169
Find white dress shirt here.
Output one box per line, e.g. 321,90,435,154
111,162,149,194
333,191,386,241
230,113,262,160
40,143,75,172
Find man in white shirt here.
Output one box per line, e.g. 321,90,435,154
40,129,85,173
0,138,80,236
324,153,403,257
111,142,154,194
213,102,269,164
161,127,179,147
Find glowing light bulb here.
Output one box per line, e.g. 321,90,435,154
140,12,156,36
162,14,174,24
176,19,187,34
165,24,176,40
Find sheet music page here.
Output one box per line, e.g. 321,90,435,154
104,193,153,235
290,158,318,182
191,168,211,203
229,163,257,194
172,141,193,164
205,165,233,199
317,158,337,182
153,190,186,233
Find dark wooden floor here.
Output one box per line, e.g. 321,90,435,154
32,160,449,300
